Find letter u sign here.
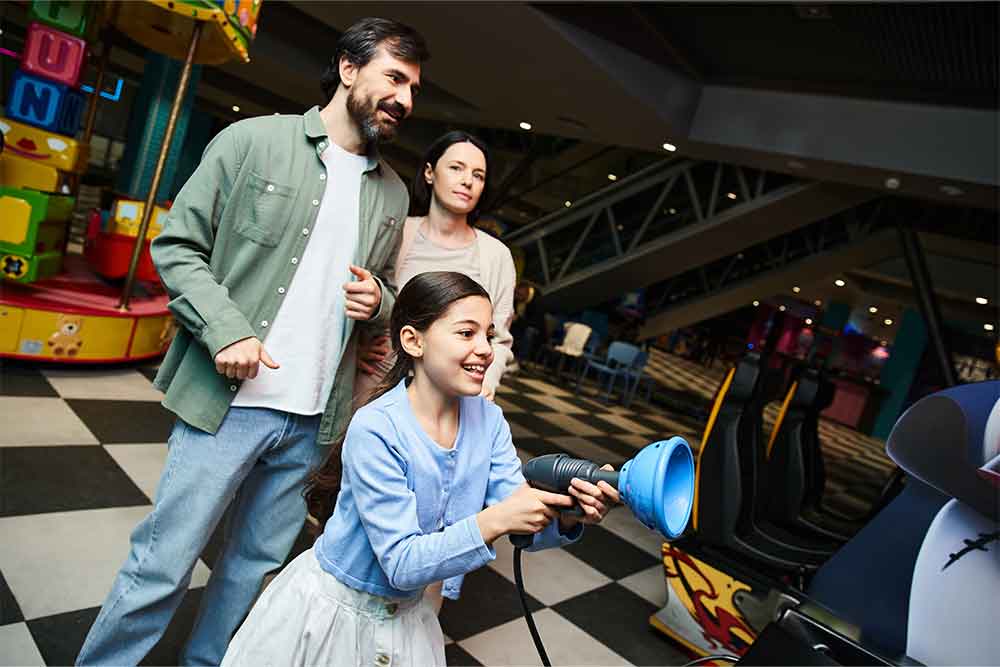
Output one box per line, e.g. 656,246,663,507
22,21,87,88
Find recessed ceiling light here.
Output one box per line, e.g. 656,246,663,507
986,323,996,332
779,305,787,312
662,142,677,152
884,318,893,326
726,192,737,200
564,201,572,208
881,340,888,346
940,185,964,196
753,300,760,307
835,279,846,287
805,318,813,325
814,300,822,307
519,121,532,131
607,174,617,181
232,105,240,112
869,306,878,314
976,297,989,305
792,286,801,293
885,177,901,190
668,208,676,214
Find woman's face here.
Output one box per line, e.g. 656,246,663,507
425,141,486,218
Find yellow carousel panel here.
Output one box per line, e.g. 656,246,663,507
130,314,175,359
18,309,133,361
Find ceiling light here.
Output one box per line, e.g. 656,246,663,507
662,142,677,152
792,286,801,293
885,177,901,190
779,305,787,312
986,323,995,332
805,318,813,325
232,105,240,112
607,174,617,181
835,279,846,287
940,185,964,196
814,299,822,307
726,192,737,200
564,201,572,208
668,208,676,214
884,318,893,326
881,340,888,346
869,306,878,314
976,297,988,305
753,300,760,307
519,121,532,131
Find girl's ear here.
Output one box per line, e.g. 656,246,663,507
424,162,434,186
398,325,423,359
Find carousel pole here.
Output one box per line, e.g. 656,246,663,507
118,20,203,310
70,40,111,196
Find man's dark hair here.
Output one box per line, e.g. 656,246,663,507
320,17,430,102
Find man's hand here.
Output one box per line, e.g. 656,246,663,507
358,334,391,375
214,337,279,380
344,265,382,321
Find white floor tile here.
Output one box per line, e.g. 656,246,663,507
0,623,45,667
615,434,655,450
495,397,525,414
104,444,169,501
528,394,589,414
516,377,574,397
618,564,667,607
599,506,667,558
42,368,163,401
595,412,657,435
509,422,538,440
460,608,631,666
0,507,211,619
0,397,98,446
487,536,611,606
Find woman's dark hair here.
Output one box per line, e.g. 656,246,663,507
304,271,491,532
410,131,492,224
320,17,431,103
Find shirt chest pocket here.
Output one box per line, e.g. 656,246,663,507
236,172,298,247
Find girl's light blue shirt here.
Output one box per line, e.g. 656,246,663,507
315,379,581,600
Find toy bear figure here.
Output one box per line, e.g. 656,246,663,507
48,313,84,356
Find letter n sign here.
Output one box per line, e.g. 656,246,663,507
7,70,67,132
22,21,87,87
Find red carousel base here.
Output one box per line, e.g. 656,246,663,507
0,254,174,364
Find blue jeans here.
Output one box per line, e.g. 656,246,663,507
76,408,323,666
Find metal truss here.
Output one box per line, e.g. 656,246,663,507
506,158,802,292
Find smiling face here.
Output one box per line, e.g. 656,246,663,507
404,295,495,398
0,118,79,171
343,44,421,144
425,141,487,218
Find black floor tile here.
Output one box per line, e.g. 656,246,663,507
0,362,58,397
445,642,484,666
27,605,98,666
439,566,543,641
553,583,688,666
562,524,659,580
65,400,175,444
0,446,150,517
0,570,24,624
497,391,564,416
569,411,631,435
142,588,205,666
504,412,572,438
137,366,160,384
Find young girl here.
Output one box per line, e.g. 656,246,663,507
222,272,619,667
355,131,517,404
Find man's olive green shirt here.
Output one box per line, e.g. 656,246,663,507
151,107,407,445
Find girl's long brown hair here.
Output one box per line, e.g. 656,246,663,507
304,271,491,533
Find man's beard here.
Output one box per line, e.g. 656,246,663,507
346,88,405,145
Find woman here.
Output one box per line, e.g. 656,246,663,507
355,131,516,404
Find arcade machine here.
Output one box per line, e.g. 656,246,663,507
0,0,260,363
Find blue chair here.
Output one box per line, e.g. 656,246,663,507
576,341,641,402
623,350,652,407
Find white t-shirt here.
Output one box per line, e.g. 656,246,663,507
232,142,368,415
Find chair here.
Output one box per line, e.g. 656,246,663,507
576,341,641,402
623,350,651,407
546,322,591,379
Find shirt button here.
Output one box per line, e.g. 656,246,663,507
319,173,326,181
302,228,309,236
277,287,286,295
229,384,237,391
312,199,320,206
261,320,269,328
318,141,326,149
266,184,275,192
375,654,390,666
291,257,299,264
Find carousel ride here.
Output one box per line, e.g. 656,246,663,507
1,0,260,363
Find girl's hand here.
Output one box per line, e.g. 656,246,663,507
477,484,573,545
358,334,390,375
561,464,620,529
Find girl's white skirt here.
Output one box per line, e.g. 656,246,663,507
222,548,446,667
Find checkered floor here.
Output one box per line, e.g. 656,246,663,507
0,351,893,666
